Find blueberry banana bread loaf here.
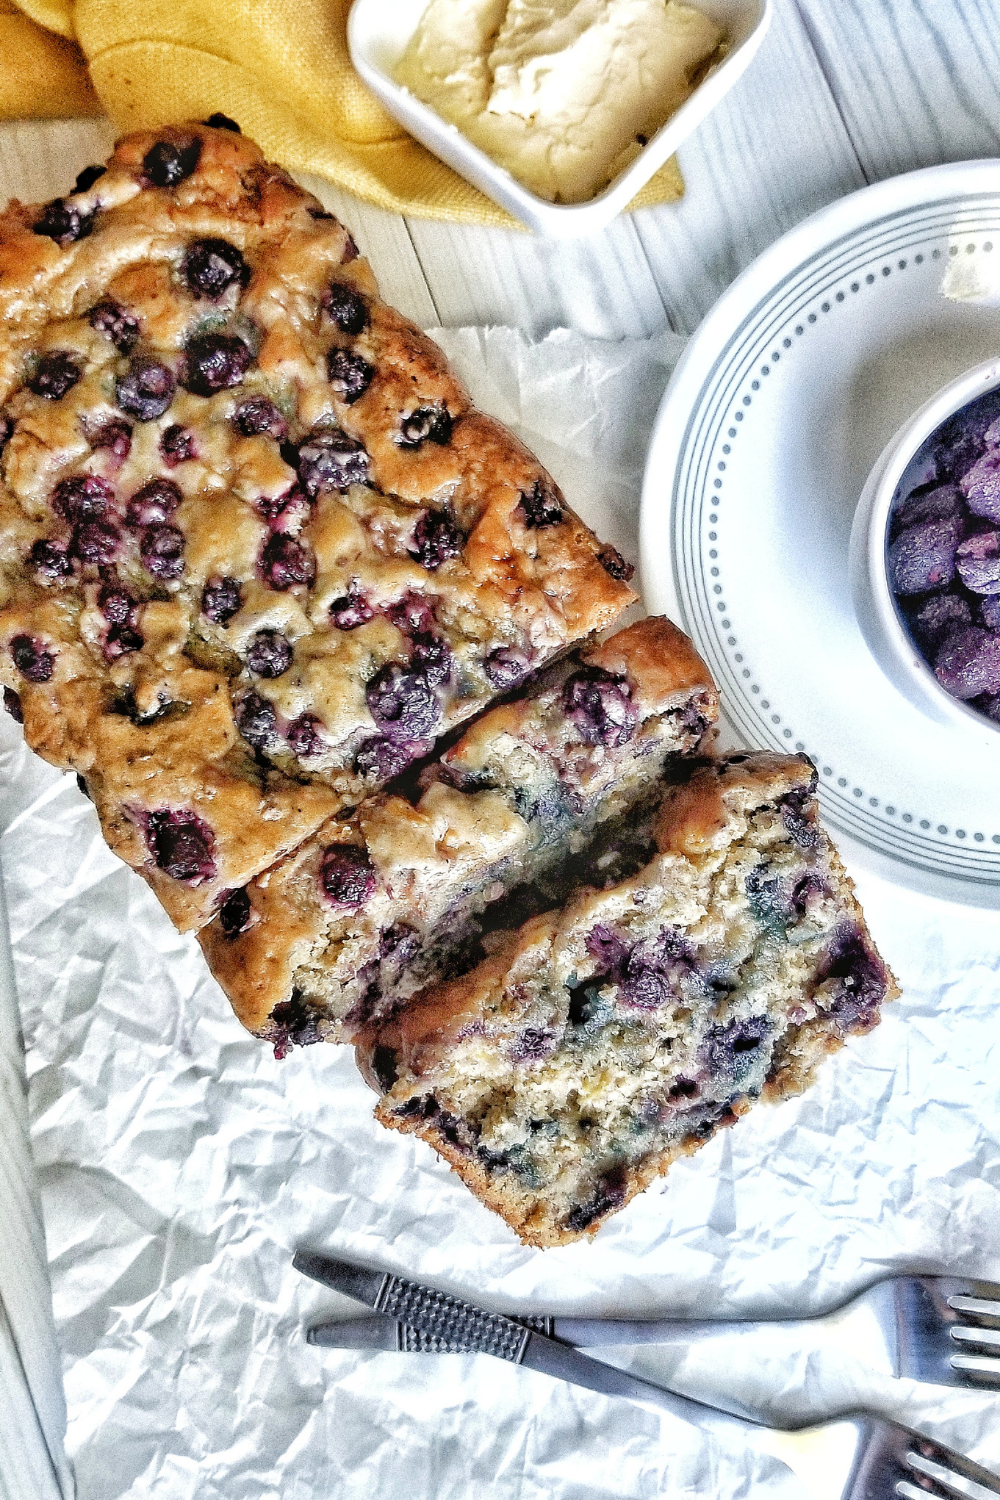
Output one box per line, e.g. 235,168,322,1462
199,616,718,1054
356,753,898,1247
0,120,636,929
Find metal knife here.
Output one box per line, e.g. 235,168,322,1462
306,1311,777,1350
293,1250,761,1425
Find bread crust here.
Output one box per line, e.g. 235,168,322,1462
0,121,635,930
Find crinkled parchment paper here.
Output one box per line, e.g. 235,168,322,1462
2,328,999,1500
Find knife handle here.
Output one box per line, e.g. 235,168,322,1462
375,1275,534,1363
295,1250,542,1366
309,1314,553,1353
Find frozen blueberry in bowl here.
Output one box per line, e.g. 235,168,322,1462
850,357,1000,737
961,449,1000,523
888,515,962,595
890,482,962,534
955,531,1000,594
934,627,1000,700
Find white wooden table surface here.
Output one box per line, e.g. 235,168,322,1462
1,2,999,1494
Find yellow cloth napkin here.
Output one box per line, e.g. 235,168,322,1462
2,0,684,228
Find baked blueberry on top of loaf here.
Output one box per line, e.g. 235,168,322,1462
199,616,719,1054
0,121,635,930
356,753,897,1247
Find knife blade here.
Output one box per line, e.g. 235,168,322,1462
294,1250,763,1426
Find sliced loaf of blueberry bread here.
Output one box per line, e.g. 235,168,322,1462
355,752,897,1247
199,616,718,1054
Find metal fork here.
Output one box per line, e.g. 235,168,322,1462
307,1274,1000,1390
545,1276,1000,1390
295,1252,1000,1500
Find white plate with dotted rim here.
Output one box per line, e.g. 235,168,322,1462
641,160,1000,908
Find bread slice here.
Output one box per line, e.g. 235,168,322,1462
356,752,898,1247
199,616,718,1052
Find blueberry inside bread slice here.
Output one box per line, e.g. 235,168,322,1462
199,616,718,1053
0,120,636,929
355,752,898,1247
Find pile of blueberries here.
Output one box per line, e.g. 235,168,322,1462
888,386,1000,721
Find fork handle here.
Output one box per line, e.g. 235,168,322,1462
554,1317,782,1346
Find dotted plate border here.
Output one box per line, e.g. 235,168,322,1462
671,193,1000,883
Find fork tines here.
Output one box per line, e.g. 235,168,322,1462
949,1290,1000,1384
896,1438,1000,1500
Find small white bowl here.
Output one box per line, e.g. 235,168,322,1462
348,0,771,239
849,356,1000,744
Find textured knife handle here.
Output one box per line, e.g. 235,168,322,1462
375,1275,535,1362
398,1315,552,1354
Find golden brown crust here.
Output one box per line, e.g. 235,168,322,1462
0,120,635,931
654,753,816,857
583,615,716,711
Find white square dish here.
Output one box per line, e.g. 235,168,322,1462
347,0,772,239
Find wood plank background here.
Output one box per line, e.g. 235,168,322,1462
2,0,999,343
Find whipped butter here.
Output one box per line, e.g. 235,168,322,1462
395,0,724,204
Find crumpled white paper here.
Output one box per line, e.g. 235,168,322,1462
2,327,999,1500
